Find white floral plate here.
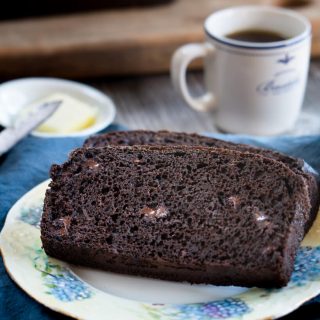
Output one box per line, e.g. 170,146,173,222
1,180,320,320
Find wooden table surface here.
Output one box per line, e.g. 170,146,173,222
91,59,320,136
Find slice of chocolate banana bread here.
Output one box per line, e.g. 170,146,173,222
84,130,319,233
41,145,311,287
84,130,306,173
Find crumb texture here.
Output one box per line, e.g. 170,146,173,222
84,130,320,234
41,145,311,287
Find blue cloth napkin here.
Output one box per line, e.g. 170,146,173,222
1,129,320,319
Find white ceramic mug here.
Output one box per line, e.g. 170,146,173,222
171,6,311,135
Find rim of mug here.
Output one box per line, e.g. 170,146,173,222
204,6,311,50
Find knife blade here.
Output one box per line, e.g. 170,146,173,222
0,100,61,156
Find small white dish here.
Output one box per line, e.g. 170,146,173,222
0,77,116,137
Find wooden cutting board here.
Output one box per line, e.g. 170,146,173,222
0,0,319,78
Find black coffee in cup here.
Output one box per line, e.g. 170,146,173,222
226,29,287,42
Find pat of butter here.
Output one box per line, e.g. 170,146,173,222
32,93,97,134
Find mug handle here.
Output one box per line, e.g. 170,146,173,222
171,43,216,112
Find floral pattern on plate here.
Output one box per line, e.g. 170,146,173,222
145,298,251,320
33,247,93,302
291,246,320,286
19,204,43,228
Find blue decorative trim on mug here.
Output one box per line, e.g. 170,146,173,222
277,54,294,65
212,43,306,58
204,29,311,51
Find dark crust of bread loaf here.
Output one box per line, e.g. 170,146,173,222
41,145,311,287
84,130,320,235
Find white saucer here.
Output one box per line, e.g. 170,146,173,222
0,77,116,137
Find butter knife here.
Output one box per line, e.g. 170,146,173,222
0,101,61,156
